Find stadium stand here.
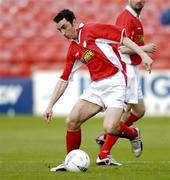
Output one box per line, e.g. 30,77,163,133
0,0,169,77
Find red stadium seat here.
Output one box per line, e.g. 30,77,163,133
0,0,169,77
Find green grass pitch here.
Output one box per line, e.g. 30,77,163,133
0,115,170,180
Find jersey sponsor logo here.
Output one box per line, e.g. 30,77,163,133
80,50,95,64
137,35,144,42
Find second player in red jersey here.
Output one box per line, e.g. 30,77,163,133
96,0,157,164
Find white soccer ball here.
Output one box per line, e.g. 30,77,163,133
64,149,90,172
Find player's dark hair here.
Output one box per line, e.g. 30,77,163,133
53,9,76,24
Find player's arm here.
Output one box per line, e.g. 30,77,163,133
122,37,153,73
119,43,157,55
44,42,80,123
116,16,157,55
44,79,69,123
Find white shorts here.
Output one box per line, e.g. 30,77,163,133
80,71,126,109
125,64,143,104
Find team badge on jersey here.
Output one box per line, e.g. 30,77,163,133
81,50,95,64
137,35,144,42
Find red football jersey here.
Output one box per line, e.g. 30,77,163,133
116,6,144,65
60,23,126,81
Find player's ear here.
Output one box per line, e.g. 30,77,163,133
72,19,76,27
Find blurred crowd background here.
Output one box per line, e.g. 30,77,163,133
0,0,170,77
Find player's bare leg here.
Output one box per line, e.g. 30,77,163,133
96,100,145,159
96,107,123,166
103,107,123,135
66,99,102,131
130,99,145,120
97,106,143,165
66,99,102,153
51,99,102,172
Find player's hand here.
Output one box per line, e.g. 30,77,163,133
144,43,157,53
142,56,153,73
44,106,53,124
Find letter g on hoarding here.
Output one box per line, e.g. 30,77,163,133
151,76,170,98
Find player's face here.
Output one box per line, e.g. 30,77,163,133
129,0,145,11
56,18,77,40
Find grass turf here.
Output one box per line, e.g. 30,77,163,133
0,115,170,180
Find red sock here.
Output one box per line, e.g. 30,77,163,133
119,122,137,140
98,113,138,159
125,112,138,126
66,129,81,154
99,134,118,159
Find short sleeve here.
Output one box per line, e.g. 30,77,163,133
60,42,83,81
88,23,127,44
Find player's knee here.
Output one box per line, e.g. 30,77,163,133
66,117,80,131
104,123,119,135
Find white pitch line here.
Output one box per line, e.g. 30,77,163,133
122,161,170,164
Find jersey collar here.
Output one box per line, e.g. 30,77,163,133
126,5,140,18
76,23,84,44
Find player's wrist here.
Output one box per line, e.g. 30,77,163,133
47,103,54,110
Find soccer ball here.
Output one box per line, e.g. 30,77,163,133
64,149,90,172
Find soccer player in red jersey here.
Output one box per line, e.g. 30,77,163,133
44,9,153,171
96,0,157,163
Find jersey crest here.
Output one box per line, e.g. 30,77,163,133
137,35,144,42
